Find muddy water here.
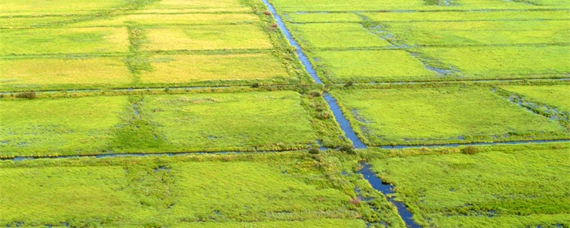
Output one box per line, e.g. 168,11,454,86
359,163,422,228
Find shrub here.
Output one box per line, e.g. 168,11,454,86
316,111,330,120
308,90,321,98
462,146,479,155
251,82,260,88
263,11,271,16
344,81,354,87
340,144,355,154
349,197,361,205
308,147,320,154
16,91,37,100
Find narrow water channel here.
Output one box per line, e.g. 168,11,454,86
324,93,367,149
358,163,422,228
261,0,323,85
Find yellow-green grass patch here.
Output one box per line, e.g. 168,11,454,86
363,10,570,22
140,53,290,84
331,87,568,145
143,91,318,151
71,13,259,27
313,50,436,83
0,57,132,90
0,96,127,157
170,162,355,219
0,16,85,29
174,220,366,228
383,20,570,46
145,0,250,11
419,46,570,79
0,27,129,55
0,166,147,226
501,85,570,112
0,0,125,15
368,144,570,227
290,23,392,49
286,13,363,23
142,25,273,51
267,0,426,12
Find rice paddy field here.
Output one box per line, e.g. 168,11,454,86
1,0,570,227
365,143,570,227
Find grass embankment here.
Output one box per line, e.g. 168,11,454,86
0,152,405,227
365,143,570,227
331,86,569,146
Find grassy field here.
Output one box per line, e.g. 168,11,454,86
141,25,274,51
138,54,291,85
140,91,318,152
0,0,306,90
0,57,132,90
0,27,129,55
0,152,403,227
501,85,570,112
289,23,392,49
366,143,570,227
313,50,436,83
331,87,569,145
0,91,344,156
0,96,127,157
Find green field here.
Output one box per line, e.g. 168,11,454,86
313,50,436,82
0,96,126,157
0,91,346,156
2,0,570,227
0,152,403,227
331,87,569,145
501,85,570,112
366,143,570,227
0,0,306,90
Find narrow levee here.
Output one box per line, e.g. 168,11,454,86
359,163,422,228
380,139,570,149
261,0,323,85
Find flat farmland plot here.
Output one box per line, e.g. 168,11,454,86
286,13,363,23
141,24,274,51
331,87,569,145
0,0,126,15
380,20,570,46
139,54,291,85
501,85,570,112
267,0,426,12
0,57,132,90
0,27,129,55
0,96,127,157
141,0,251,12
418,46,570,79
141,91,319,152
71,13,259,27
363,11,570,22
313,50,436,83
290,23,392,49
0,166,145,226
170,162,356,220
0,154,374,227
368,144,570,227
